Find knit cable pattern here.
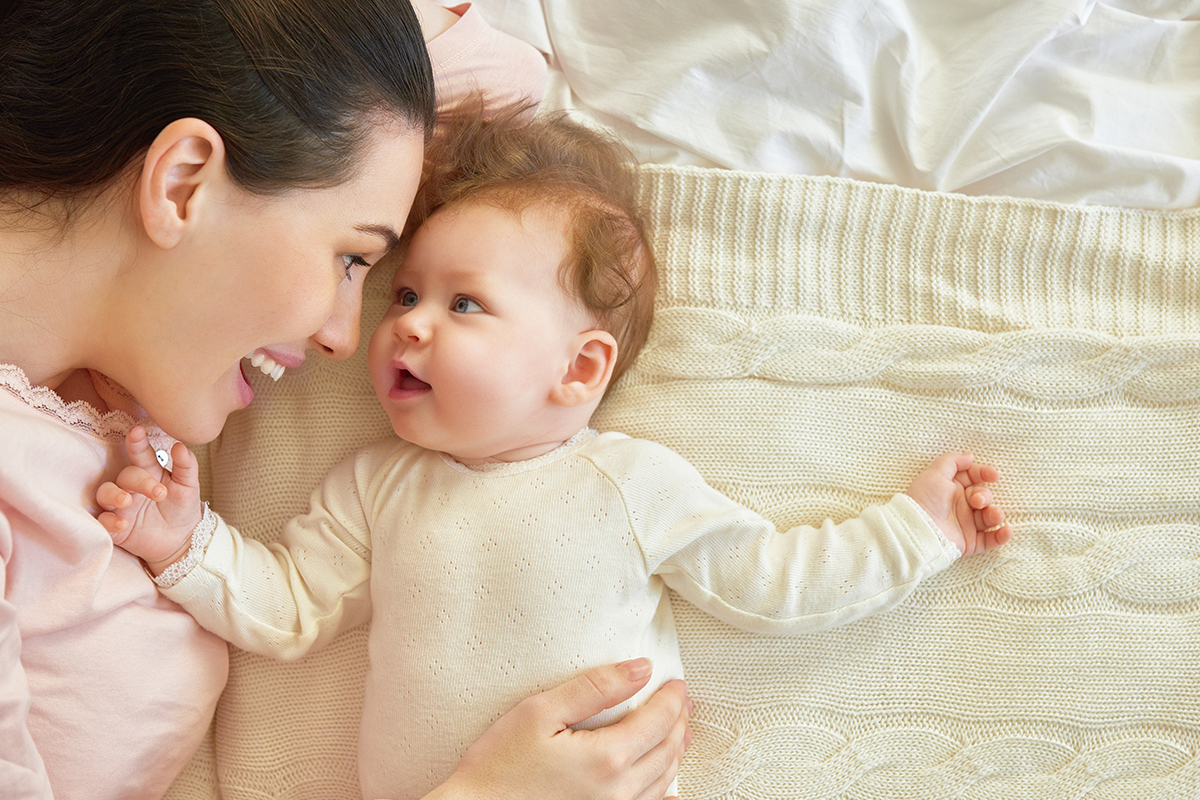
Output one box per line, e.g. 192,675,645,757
169,166,1200,800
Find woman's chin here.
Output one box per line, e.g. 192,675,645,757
152,408,233,446
145,377,246,445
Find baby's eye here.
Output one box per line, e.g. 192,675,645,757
398,289,418,307
452,296,483,314
341,254,370,278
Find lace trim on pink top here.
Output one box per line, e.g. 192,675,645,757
0,363,175,453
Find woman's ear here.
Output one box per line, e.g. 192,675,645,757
138,118,226,250
551,330,618,408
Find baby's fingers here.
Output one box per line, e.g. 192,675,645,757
165,441,200,492
974,503,1005,531
115,464,167,503
966,485,993,510
96,480,131,511
967,505,1012,554
980,520,1014,550
124,426,160,468
97,510,129,536
95,481,133,538
961,462,999,487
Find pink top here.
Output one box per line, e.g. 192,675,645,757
0,365,228,800
428,3,548,117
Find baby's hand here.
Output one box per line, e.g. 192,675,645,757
96,426,204,573
905,453,1012,557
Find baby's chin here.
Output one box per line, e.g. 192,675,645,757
384,416,442,453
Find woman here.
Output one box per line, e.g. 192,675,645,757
0,1,690,798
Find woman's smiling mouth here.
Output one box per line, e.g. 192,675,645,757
245,351,286,381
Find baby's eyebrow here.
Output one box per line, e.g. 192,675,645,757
355,223,401,253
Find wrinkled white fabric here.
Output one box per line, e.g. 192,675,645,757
475,0,1200,208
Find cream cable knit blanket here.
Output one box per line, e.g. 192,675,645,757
171,166,1200,800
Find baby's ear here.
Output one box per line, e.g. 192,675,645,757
551,330,617,408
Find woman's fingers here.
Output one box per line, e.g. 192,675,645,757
546,659,656,730
628,680,692,800
601,676,689,762
447,661,690,800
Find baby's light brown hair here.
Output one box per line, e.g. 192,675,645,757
411,101,657,387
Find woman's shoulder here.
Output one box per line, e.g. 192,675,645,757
426,3,548,116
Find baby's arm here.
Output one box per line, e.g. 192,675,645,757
598,437,1016,636
95,426,203,575
904,453,1012,557
96,428,374,660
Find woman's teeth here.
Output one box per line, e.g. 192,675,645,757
245,352,286,381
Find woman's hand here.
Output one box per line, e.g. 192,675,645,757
428,659,692,800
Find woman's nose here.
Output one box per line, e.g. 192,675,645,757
309,281,364,360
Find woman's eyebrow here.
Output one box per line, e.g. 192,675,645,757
355,223,401,253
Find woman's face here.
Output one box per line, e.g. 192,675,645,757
115,122,425,444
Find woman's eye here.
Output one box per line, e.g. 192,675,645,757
342,254,370,277
453,296,483,314
398,290,418,307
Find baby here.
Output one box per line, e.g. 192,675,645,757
97,108,1012,799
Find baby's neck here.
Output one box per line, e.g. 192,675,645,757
450,427,590,466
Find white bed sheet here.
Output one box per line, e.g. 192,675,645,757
472,0,1200,210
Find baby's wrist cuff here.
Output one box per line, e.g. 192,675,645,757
150,502,217,588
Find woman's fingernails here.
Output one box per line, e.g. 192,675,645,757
616,657,653,682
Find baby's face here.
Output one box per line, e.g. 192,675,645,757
367,200,594,462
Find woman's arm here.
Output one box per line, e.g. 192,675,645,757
426,660,692,800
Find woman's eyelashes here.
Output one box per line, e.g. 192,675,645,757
341,254,371,279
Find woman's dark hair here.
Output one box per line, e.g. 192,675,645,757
0,0,436,203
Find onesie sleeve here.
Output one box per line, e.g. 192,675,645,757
0,509,54,800
589,437,962,635
162,450,377,661
427,3,548,117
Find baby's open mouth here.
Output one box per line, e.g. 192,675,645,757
398,369,431,391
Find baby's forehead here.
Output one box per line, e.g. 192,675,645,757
403,201,569,280
433,195,570,235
